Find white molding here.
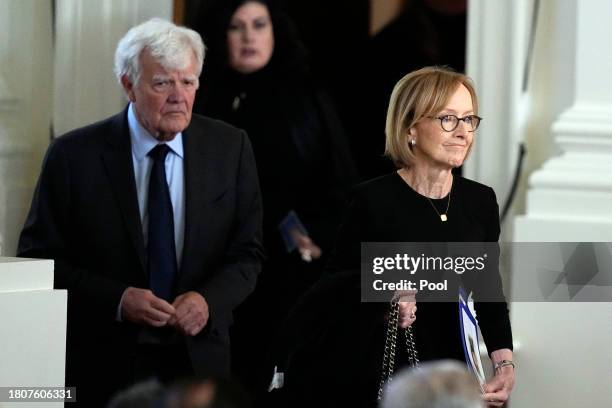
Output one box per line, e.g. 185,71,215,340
553,102,612,153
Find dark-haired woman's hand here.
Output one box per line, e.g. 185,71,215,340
293,231,322,262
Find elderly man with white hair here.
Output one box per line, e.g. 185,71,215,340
382,361,485,408
18,18,263,407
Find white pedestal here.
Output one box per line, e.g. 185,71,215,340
508,302,612,407
512,219,612,407
0,257,67,408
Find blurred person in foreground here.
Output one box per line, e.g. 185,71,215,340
18,18,263,407
107,377,250,408
381,360,484,408
107,380,165,408
165,377,251,408
193,0,358,400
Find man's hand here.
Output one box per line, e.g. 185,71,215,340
121,287,175,327
168,291,209,336
483,349,515,407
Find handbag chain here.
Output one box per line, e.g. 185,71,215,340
377,300,420,401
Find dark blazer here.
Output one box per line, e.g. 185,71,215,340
17,108,264,388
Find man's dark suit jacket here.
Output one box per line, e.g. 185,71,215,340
17,108,264,400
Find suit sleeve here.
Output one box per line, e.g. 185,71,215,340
326,189,368,274
17,140,127,318
474,187,513,354
199,131,264,326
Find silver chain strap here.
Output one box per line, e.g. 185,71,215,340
377,301,419,401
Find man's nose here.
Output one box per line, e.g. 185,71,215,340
167,86,185,103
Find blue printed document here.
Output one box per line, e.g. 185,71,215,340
278,210,309,253
459,288,486,389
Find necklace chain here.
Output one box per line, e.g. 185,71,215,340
426,188,451,222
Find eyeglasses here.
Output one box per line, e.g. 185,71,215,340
428,115,482,132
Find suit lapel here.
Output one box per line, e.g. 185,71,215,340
181,119,225,275
101,109,147,273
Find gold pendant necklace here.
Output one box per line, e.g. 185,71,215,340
426,189,451,222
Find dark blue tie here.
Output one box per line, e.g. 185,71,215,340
147,144,177,301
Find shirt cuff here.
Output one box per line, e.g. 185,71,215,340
116,288,128,321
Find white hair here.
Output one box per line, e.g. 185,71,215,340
381,361,484,408
114,18,205,86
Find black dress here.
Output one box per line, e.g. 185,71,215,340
272,172,512,407
196,67,357,255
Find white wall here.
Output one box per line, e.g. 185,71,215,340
53,0,173,136
0,0,54,257
469,0,612,406
0,0,172,257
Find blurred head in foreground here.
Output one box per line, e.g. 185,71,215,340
381,360,484,408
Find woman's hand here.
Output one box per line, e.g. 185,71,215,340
292,230,322,262
395,290,417,328
483,349,515,407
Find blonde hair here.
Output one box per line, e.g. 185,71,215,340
384,66,479,168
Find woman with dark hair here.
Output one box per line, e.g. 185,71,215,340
193,0,358,402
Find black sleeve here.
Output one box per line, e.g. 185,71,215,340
326,189,369,274
314,89,359,190
474,187,514,354
17,140,127,318
199,131,264,324
291,87,360,252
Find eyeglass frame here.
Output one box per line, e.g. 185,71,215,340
426,114,483,132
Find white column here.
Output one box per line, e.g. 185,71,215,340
0,83,23,257
512,1,612,407
0,0,54,257
53,0,173,136
516,0,612,234
465,0,535,237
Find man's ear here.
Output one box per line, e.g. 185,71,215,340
121,75,136,102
